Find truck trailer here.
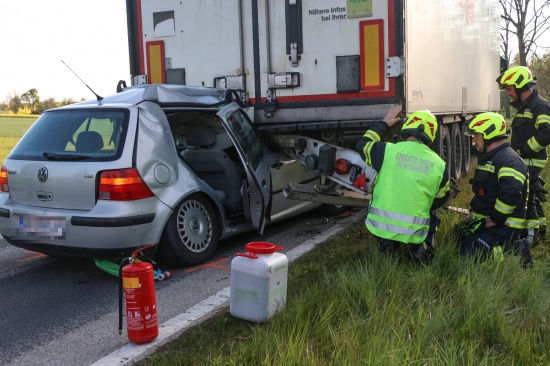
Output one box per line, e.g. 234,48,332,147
124,0,501,180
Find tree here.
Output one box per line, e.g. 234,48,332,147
9,95,21,114
38,97,58,111
26,88,40,112
20,91,30,113
529,51,550,98
61,97,75,106
500,0,550,66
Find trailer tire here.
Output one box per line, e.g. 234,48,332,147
450,123,463,181
431,124,451,179
460,123,472,175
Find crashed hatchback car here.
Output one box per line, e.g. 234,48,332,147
0,85,326,266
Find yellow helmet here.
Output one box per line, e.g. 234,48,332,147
496,66,536,90
401,110,438,144
467,112,508,140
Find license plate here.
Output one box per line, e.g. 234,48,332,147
12,214,67,238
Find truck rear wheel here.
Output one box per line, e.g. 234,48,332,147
431,124,451,179
460,123,472,175
450,123,463,181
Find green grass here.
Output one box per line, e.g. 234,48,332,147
136,156,550,366
0,116,36,164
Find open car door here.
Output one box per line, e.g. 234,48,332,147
217,103,271,234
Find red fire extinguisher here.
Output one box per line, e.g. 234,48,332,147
118,244,159,344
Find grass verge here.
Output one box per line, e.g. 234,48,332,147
136,163,550,365
0,116,36,164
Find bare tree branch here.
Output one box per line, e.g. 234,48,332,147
500,0,550,65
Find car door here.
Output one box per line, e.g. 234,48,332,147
217,103,270,234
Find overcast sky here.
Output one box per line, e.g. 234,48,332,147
1,0,130,102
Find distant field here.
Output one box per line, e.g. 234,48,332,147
0,116,36,164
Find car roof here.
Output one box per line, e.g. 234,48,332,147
51,84,233,111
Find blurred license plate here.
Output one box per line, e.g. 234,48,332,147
13,214,67,238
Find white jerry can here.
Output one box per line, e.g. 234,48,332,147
230,242,289,322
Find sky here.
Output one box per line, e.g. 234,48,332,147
1,0,130,102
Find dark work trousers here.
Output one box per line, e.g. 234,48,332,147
524,166,547,243
377,212,440,263
460,223,520,261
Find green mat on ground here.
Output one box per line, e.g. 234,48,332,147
94,259,120,277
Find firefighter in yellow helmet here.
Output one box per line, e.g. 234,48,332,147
455,112,532,267
355,106,450,263
496,66,550,245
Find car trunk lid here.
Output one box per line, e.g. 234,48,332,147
4,160,107,211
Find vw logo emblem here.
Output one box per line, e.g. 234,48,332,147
38,167,48,182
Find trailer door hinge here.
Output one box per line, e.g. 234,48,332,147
132,75,147,86
264,90,277,117
213,75,245,90
290,43,300,66
385,56,404,77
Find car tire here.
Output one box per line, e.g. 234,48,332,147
159,194,220,267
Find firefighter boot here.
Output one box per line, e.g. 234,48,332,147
378,238,399,254
512,238,534,269
411,242,434,264
526,228,540,247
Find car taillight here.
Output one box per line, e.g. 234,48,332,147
98,168,154,201
334,158,351,175
0,166,8,192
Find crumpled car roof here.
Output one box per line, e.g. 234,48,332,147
65,84,230,109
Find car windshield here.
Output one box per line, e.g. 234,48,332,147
8,108,129,161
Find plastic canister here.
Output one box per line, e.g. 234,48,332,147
230,242,289,322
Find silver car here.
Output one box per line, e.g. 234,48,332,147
0,85,325,266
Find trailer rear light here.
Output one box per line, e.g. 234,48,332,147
98,168,154,201
0,166,8,192
334,159,351,175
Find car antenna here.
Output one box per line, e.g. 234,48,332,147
61,60,103,101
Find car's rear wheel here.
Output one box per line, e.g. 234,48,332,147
159,194,220,266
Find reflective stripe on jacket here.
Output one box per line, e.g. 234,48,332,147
365,141,446,244
511,90,550,167
469,143,528,229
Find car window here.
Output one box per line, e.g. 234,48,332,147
226,109,263,168
8,108,129,161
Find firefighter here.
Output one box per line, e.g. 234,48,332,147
355,106,450,263
456,112,532,267
496,66,550,245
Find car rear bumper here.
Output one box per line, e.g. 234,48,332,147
0,195,172,258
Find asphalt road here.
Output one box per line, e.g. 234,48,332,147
0,207,365,366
